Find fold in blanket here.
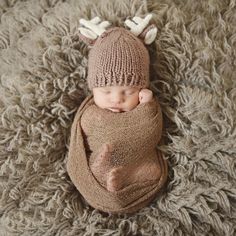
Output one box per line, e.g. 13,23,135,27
66,94,168,214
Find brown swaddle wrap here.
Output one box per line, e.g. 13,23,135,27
66,94,168,214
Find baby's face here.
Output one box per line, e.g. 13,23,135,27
93,86,141,112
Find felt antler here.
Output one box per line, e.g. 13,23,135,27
124,14,157,44
78,17,111,40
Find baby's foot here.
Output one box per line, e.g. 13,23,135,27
107,166,131,192
106,161,161,192
90,143,113,178
133,161,161,183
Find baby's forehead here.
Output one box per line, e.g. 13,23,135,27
98,86,140,91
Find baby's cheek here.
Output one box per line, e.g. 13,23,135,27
93,95,108,109
125,95,140,110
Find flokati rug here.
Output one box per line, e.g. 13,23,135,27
0,0,236,235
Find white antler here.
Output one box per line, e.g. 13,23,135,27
78,17,111,40
124,14,157,44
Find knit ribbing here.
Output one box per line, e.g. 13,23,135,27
87,27,150,90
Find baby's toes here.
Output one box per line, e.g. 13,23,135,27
106,168,124,192
107,171,118,192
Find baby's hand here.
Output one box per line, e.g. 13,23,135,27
139,89,153,104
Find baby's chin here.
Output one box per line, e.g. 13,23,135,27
94,101,139,113
107,108,126,113
106,105,140,113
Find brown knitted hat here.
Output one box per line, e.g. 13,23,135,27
87,27,150,90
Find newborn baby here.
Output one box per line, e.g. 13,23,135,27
90,85,161,192
67,19,168,213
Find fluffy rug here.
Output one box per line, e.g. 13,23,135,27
0,0,235,235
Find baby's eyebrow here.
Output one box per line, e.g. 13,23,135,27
124,87,136,91
125,87,132,90
101,87,137,92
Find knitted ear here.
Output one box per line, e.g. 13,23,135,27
139,24,158,44
77,17,111,46
124,14,158,45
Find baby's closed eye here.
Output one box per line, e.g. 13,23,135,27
101,90,115,95
124,90,135,95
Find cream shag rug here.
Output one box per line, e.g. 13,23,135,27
0,0,236,235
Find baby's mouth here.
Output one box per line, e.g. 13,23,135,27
109,107,121,112
109,107,125,112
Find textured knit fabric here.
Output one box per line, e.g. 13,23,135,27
66,95,168,214
87,27,150,90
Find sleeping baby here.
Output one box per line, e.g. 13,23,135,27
67,15,168,214
89,85,161,192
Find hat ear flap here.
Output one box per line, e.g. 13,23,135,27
77,31,97,46
138,24,158,45
124,14,158,45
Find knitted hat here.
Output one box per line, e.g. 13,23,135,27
86,27,150,90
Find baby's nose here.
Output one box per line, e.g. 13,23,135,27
110,94,123,104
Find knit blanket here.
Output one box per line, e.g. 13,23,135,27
66,95,168,214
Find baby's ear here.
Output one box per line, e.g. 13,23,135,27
77,17,112,47
124,14,158,45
